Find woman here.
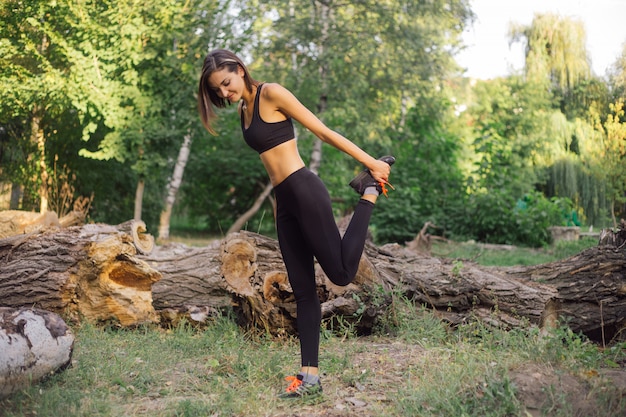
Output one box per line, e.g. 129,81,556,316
198,49,394,398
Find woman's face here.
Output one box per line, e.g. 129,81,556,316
207,65,245,104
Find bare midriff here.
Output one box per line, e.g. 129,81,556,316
259,139,305,186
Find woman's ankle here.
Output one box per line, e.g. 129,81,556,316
300,366,319,376
361,194,377,204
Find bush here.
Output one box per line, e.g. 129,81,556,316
452,189,567,247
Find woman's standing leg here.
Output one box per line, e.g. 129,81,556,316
275,212,321,369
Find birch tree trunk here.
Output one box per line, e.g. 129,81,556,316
33,111,48,214
308,1,330,175
158,132,192,241
134,178,145,221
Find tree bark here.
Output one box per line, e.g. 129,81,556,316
0,221,160,326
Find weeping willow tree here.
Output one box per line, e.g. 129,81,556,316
544,156,609,227
509,13,615,227
535,111,611,227
509,13,591,92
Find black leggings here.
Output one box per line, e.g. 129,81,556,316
274,167,374,368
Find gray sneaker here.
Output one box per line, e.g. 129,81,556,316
278,374,323,398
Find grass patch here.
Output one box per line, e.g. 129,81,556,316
430,237,598,266
2,303,624,416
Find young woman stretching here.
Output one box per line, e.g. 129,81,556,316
198,49,394,398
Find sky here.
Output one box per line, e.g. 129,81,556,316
456,0,626,79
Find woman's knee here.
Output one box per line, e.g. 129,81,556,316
326,270,354,287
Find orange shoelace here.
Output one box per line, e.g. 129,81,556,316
284,375,302,392
379,181,396,197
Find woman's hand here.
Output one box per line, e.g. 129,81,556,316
367,158,392,185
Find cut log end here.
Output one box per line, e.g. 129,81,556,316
132,220,155,254
263,271,293,304
0,308,75,398
221,237,257,296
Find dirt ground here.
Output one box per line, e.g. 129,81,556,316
510,363,626,417
271,340,626,417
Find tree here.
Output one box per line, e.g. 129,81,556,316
608,42,626,101
507,13,614,229
0,0,77,212
1,0,252,235
590,100,626,226
244,0,474,231
509,13,591,95
144,0,248,238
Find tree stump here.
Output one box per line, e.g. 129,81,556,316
0,308,74,398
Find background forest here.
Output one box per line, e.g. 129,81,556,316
1,0,626,248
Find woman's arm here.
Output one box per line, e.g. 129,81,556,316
263,83,391,183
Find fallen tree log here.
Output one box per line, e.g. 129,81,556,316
1,219,624,343
0,200,92,239
0,210,60,239
504,222,626,342
146,241,231,326
0,221,161,326
145,229,624,343
0,308,74,398
192,232,559,335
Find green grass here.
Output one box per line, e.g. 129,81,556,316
2,303,624,416
430,237,598,266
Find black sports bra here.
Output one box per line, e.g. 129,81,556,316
241,84,295,154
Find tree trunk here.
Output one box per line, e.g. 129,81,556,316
134,178,145,221
158,132,192,241
30,106,48,214
226,182,274,235
308,1,330,175
9,183,21,210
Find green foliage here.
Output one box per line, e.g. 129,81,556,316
177,108,273,235
509,13,591,93
539,324,605,370
452,190,566,247
254,0,473,146
542,155,612,227
372,91,468,243
593,100,626,224
467,77,550,194
2,0,624,250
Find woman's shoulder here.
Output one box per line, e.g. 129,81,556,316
260,82,292,99
260,83,299,110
